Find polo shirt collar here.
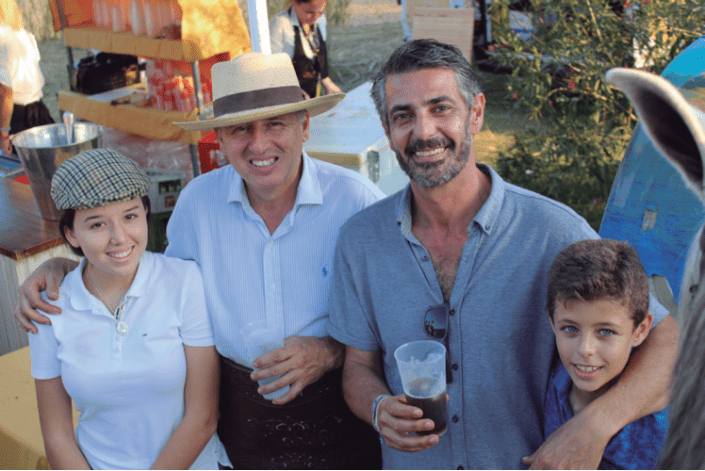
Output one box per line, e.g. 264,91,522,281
227,151,323,208
66,253,152,313
395,163,505,238
474,163,503,236
553,363,573,403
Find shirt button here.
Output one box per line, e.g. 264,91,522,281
449,309,455,316
452,363,459,371
268,241,273,245
485,224,491,231
421,255,428,262
452,415,459,423
270,284,275,289
457,466,464,470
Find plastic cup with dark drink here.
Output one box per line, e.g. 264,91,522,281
394,340,447,437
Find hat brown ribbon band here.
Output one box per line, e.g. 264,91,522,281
213,86,306,118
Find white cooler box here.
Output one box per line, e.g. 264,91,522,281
305,82,409,196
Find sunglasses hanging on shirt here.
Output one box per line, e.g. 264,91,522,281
424,302,453,383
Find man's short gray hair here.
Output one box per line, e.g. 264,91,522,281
370,39,482,130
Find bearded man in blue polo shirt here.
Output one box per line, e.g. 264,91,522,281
326,39,678,469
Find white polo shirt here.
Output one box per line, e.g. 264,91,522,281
29,252,220,470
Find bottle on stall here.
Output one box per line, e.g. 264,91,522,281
169,0,182,24
93,0,110,27
130,0,146,35
101,0,112,29
92,0,102,26
111,0,130,32
144,0,161,37
156,0,169,32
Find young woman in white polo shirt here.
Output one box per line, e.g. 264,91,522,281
28,149,221,470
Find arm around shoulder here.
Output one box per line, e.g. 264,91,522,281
15,257,79,333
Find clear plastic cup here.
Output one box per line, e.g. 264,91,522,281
240,321,290,400
394,340,447,436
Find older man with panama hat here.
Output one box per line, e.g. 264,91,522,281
14,52,385,469
173,52,386,468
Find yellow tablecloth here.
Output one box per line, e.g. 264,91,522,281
0,346,78,470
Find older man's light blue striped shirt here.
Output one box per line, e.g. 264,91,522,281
165,152,386,365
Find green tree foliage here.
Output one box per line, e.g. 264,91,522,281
490,0,705,230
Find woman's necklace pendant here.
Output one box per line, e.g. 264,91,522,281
117,321,129,335
115,304,128,335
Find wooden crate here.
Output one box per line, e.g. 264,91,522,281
412,7,475,62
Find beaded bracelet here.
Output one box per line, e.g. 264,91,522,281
372,394,390,433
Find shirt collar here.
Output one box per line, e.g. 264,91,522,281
227,151,323,209
66,253,152,313
553,362,573,402
395,163,505,238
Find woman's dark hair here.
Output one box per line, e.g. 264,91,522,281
59,195,151,256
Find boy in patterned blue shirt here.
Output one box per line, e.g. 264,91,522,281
544,239,668,469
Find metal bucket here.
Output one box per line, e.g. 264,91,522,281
11,123,103,220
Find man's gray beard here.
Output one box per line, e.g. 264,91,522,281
395,134,472,188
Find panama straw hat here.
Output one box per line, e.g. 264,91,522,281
174,52,345,131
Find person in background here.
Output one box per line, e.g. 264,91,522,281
15,53,384,469
326,39,677,469
0,0,55,154
29,148,220,469
545,239,668,470
269,0,343,98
